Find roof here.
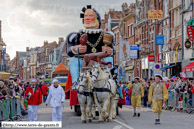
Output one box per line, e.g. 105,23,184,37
53,63,69,77
54,63,68,72
17,51,26,59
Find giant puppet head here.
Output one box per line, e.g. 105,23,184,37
80,5,101,29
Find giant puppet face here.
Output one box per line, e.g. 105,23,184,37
84,9,99,29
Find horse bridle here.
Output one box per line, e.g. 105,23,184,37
91,68,100,80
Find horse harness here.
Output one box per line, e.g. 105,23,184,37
78,84,93,104
93,79,113,103
93,81,112,93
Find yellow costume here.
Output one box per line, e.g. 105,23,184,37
127,83,144,107
148,82,168,114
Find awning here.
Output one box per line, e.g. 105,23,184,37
161,65,176,70
125,66,134,71
182,61,194,72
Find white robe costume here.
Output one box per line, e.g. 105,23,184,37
46,80,65,121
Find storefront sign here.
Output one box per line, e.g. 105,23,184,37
129,50,138,59
148,10,163,19
185,39,191,49
130,45,140,50
156,35,165,45
187,18,194,41
148,55,155,62
157,54,162,62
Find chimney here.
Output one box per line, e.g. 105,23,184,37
44,40,48,46
58,37,64,46
26,47,29,51
0,20,1,41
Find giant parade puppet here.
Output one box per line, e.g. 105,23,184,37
65,5,123,123
66,5,114,84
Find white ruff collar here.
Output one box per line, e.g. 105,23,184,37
79,29,104,34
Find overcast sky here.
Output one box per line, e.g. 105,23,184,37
0,0,135,59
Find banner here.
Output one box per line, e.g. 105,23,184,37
120,40,130,61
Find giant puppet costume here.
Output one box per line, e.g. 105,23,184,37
66,5,114,84
127,77,144,117
148,75,168,125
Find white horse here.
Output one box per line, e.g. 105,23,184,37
102,68,119,119
77,71,94,123
91,65,117,122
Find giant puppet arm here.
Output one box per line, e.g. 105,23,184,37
66,33,88,57
83,51,110,66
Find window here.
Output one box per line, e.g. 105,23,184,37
33,54,36,63
132,25,134,36
164,0,168,17
124,22,126,36
46,48,49,56
185,0,190,9
128,25,131,37
105,23,108,29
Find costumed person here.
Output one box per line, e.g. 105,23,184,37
25,79,42,121
45,79,65,121
107,62,123,99
66,5,114,86
127,77,144,117
107,62,115,75
148,75,168,125
113,74,123,99
41,82,49,103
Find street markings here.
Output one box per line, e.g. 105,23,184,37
113,120,134,129
113,125,123,129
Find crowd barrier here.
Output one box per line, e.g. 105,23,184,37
0,97,22,121
168,91,194,109
124,90,194,113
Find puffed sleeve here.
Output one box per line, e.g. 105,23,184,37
105,31,115,49
140,84,144,97
66,32,80,57
126,83,133,89
148,84,154,103
163,85,168,101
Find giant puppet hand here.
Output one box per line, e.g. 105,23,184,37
102,46,113,55
72,33,88,54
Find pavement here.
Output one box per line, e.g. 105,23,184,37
25,100,194,129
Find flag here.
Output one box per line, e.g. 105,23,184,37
180,72,186,78
174,46,178,64
65,70,72,99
